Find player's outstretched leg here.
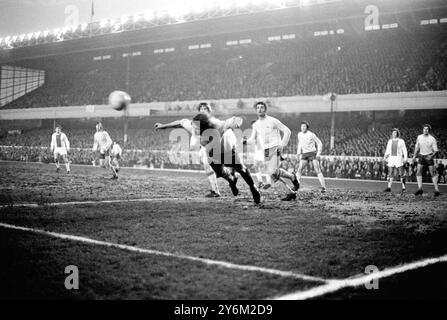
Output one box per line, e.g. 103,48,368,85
211,163,239,196
233,164,261,204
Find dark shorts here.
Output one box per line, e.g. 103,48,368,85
111,154,121,161
99,150,110,159
418,154,435,167
301,151,317,161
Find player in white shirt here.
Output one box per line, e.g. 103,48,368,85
245,101,300,201
248,120,269,189
109,141,122,179
384,128,408,193
93,122,113,168
412,124,440,196
296,121,326,193
50,124,70,173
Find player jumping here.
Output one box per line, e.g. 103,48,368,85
244,101,299,201
412,124,440,197
192,112,261,204
154,102,221,198
296,121,327,193
50,124,71,173
384,128,408,193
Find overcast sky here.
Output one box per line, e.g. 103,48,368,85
0,0,202,37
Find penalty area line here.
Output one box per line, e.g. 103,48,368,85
0,222,328,283
271,253,447,300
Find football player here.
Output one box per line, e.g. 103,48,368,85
50,124,70,173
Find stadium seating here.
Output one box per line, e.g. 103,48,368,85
3,28,447,109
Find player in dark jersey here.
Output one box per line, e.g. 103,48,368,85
192,113,261,204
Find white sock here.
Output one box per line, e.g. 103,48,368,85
388,178,393,189
417,176,423,190
208,173,219,193
65,162,70,172
265,174,272,185
432,175,439,192
317,173,326,188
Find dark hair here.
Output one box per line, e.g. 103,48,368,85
391,128,400,137
55,124,62,129
193,113,215,135
301,121,310,129
423,124,432,132
197,102,211,113
253,101,267,110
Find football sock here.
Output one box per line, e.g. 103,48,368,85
388,177,393,189
417,176,423,190
207,172,219,193
432,175,439,192
317,173,326,188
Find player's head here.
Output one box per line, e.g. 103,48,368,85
96,122,103,132
192,113,215,135
422,124,431,135
301,121,310,132
55,124,62,134
391,128,400,139
197,102,212,115
254,101,267,117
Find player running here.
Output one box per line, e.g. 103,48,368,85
154,102,221,198
109,141,122,179
244,101,299,201
50,124,70,173
383,128,408,193
412,124,440,197
295,121,327,193
93,122,113,168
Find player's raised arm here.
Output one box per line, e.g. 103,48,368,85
154,119,192,132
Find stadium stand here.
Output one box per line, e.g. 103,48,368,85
2,28,447,109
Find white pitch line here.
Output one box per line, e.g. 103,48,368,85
0,196,236,208
0,222,328,283
272,253,447,300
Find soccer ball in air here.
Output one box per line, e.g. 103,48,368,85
108,90,131,111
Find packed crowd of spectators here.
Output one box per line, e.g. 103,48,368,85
1,114,446,182
3,29,447,110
